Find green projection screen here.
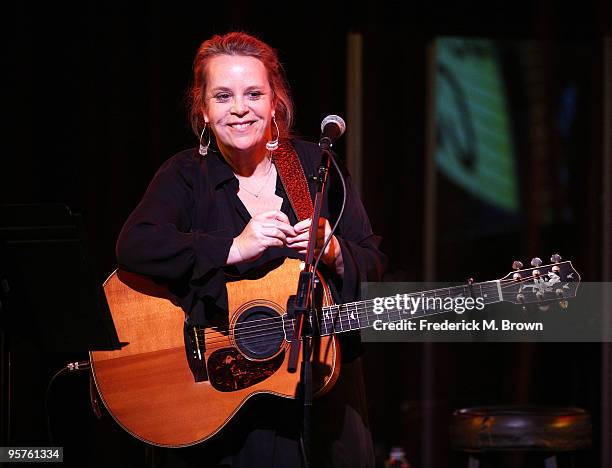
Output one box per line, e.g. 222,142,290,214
434,37,518,214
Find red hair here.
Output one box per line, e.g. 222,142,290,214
189,32,293,139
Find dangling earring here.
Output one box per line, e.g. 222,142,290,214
198,122,211,156
266,116,279,151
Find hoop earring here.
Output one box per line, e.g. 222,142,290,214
198,122,211,156
266,116,279,151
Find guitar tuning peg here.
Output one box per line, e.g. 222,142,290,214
531,257,543,267
554,288,569,309
512,260,523,270
551,253,562,263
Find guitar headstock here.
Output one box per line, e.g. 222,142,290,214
498,254,580,308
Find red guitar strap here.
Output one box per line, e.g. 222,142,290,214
273,140,313,221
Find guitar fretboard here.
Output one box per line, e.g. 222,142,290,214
310,281,504,336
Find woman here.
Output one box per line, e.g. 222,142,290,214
117,31,386,467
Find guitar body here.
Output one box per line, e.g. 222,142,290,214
90,258,340,447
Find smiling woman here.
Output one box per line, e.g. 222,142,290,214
203,55,274,164
201,54,284,221
114,31,387,468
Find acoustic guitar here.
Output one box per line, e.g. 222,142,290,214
90,256,580,447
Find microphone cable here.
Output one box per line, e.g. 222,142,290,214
311,150,347,314
44,360,90,444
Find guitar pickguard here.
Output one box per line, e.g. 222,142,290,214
207,348,285,392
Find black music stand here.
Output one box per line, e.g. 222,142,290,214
0,203,120,352
0,203,121,447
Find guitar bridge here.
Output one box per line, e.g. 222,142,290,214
184,325,208,382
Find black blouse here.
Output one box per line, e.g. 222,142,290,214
116,138,387,359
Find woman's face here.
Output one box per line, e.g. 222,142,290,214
203,55,274,157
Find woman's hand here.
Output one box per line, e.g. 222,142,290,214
286,218,344,275
227,210,295,265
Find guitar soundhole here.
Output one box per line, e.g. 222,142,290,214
233,306,285,360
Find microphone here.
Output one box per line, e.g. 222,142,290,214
319,115,346,150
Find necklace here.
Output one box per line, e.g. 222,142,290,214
237,159,274,198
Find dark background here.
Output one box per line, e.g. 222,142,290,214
3,1,611,467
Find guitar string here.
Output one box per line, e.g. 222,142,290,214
200,292,564,348
199,285,562,352
199,285,559,353
195,275,541,337
199,294,503,350
199,283,544,352
195,275,570,348
194,273,564,340
196,274,570,350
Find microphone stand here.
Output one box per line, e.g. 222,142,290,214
287,144,333,468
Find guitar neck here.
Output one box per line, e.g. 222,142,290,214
313,281,504,336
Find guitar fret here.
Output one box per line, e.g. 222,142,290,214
323,307,330,334
413,292,423,318
348,307,352,329
322,307,330,335
347,302,360,330
312,305,320,335
495,280,503,301
345,305,351,330
327,305,340,333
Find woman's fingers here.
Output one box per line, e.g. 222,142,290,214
259,210,290,225
234,212,338,265
273,210,291,225
286,230,309,244
258,222,294,239
262,226,288,243
257,211,295,237
272,220,296,237
293,218,311,233
287,239,309,249
288,217,329,243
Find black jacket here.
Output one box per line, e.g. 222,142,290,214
116,138,387,359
